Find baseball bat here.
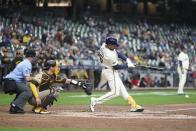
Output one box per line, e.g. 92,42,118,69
135,65,165,71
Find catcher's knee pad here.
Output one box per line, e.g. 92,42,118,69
53,86,64,93
41,93,58,109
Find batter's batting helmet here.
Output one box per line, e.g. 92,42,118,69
43,60,57,70
106,37,119,47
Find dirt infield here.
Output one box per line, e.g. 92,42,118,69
0,104,196,131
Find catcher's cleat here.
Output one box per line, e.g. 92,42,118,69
39,109,50,114
90,97,96,112
33,107,50,114
130,105,144,112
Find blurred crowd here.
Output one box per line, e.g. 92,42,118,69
0,11,196,87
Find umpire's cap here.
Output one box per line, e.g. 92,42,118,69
24,48,36,58
106,37,119,47
43,60,57,70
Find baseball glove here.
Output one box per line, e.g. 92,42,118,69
78,82,92,95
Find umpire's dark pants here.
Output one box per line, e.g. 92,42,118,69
12,82,32,109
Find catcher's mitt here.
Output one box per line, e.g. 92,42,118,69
78,82,92,95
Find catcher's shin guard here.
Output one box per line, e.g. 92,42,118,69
41,93,58,109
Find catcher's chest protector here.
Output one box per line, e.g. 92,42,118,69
39,73,55,91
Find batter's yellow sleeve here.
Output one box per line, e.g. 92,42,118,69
29,82,39,98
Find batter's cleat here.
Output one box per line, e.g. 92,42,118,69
90,97,96,112
130,105,144,112
33,107,50,114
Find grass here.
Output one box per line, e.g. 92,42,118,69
0,90,196,106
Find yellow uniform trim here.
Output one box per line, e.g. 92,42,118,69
30,82,39,98
54,66,60,75
128,96,136,107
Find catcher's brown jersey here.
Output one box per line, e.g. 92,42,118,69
31,71,66,92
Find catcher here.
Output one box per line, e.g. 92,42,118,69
28,60,91,114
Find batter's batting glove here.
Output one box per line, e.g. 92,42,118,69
78,82,92,95
126,58,136,68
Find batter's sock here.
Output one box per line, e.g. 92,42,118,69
127,96,141,109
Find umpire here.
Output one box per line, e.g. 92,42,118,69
4,48,36,114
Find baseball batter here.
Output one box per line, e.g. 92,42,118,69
90,37,144,112
177,45,189,95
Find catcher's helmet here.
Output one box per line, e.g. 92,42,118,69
43,60,57,70
106,37,119,47
24,48,36,58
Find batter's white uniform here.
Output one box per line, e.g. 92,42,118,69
94,43,130,104
177,51,189,94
